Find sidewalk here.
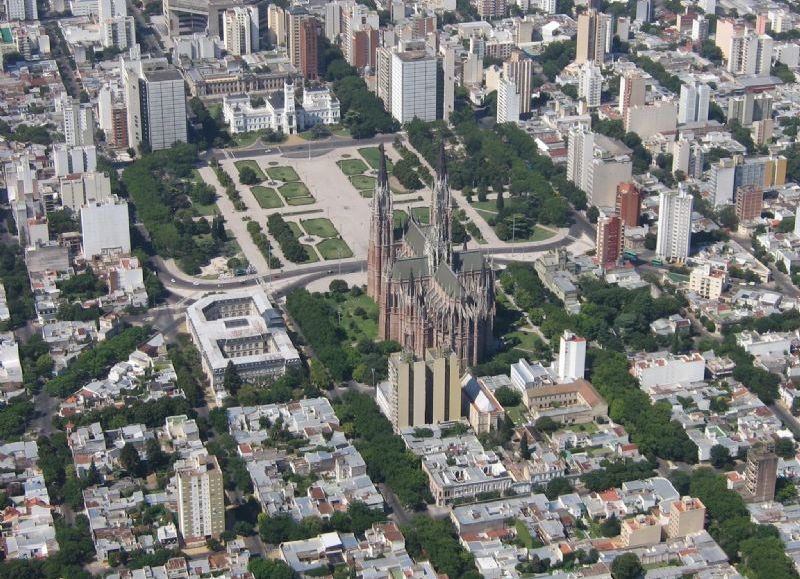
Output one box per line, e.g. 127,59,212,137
197,165,273,273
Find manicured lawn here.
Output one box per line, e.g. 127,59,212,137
505,330,543,353
337,159,369,176
267,166,300,182
326,293,378,342
359,190,373,199
506,404,528,426
288,221,304,239
350,175,376,190
286,196,315,206
503,226,556,243
300,244,319,263
279,181,311,199
411,206,430,224
471,200,498,214
192,200,218,216
234,160,266,180
231,131,262,148
475,209,495,222
393,210,408,229
358,147,394,171
317,238,353,260
301,218,338,238
251,186,283,209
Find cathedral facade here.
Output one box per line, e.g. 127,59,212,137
367,144,495,369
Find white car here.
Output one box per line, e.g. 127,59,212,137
170,278,176,283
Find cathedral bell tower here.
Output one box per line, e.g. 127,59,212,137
429,140,452,269
367,145,394,338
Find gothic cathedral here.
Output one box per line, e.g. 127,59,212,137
367,143,495,369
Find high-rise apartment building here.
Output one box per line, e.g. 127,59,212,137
615,182,640,227
139,69,188,151
287,7,311,70
53,144,97,177
619,71,646,120
578,61,602,108
570,128,633,208
98,0,134,49
342,2,379,69
122,51,188,152
726,30,773,76
567,124,594,194
743,445,778,503
267,3,286,46
635,0,651,23
576,9,610,65
497,75,519,124
4,0,37,21
596,213,622,267
735,185,763,223
558,331,586,382
80,197,131,258
176,453,225,540
503,51,533,114
390,48,438,123
381,349,462,430
298,17,320,79
376,45,393,111
692,16,709,42
443,46,456,120
223,6,259,55
727,92,773,126
656,186,693,261
475,0,506,20
666,497,706,539
62,97,95,147
678,82,710,124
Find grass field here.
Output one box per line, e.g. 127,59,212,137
300,244,319,263
505,330,544,353
251,186,283,209
393,210,408,229
326,292,378,342
285,196,315,206
471,200,498,214
359,190,373,199
410,206,430,224
358,147,394,171
301,218,338,238
350,175,376,190
231,131,262,148
267,166,300,182
317,238,353,260
234,160,266,181
192,200,218,216
337,159,369,175
279,182,311,198
506,404,528,426
288,221,304,239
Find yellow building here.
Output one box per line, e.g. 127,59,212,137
666,497,706,539
621,515,662,547
382,349,462,430
688,265,727,300
764,155,787,188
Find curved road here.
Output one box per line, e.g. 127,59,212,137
151,213,595,296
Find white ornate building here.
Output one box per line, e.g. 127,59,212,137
222,78,340,134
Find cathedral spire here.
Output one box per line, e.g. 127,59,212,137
430,139,452,266
378,143,388,188
437,139,447,178
367,143,393,304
